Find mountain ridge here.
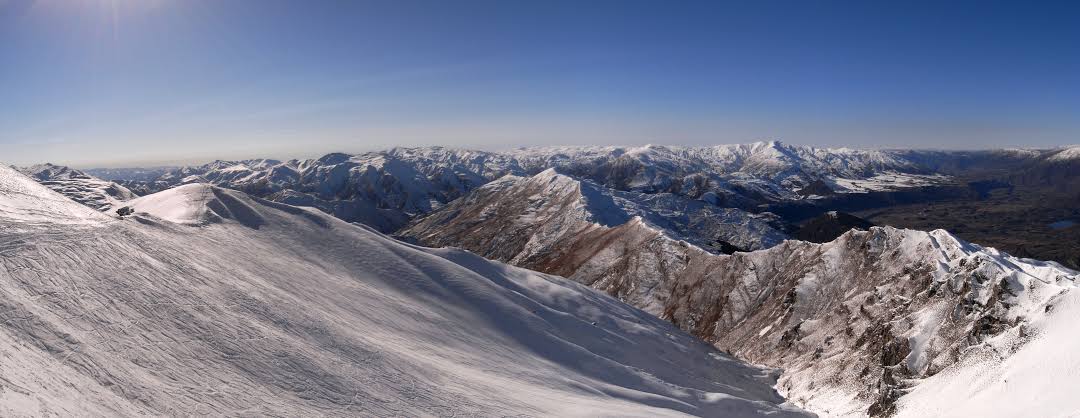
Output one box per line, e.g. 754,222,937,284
82,143,969,231
16,163,135,212
403,169,1079,415
0,164,810,417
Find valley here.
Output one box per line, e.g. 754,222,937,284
9,141,1080,417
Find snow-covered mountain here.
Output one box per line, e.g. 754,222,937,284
1047,145,1080,162
895,276,1080,417
1003,145,1080,191
406,178,1080,416
0,165,808,417
16,163,135,211
683,227,1076,416
400,168,787,259
11,142,1080,416
92,148,525,232
85,142,962,232
507,141,948,201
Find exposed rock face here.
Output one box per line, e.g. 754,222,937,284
621,228,1074,415
408,183,1078,416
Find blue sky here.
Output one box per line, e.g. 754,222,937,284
1,0,1078,167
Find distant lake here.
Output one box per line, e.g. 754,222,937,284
1049,220,1076,230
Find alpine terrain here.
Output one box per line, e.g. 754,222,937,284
0,164,809,417
8,2,1077,416
86,142,1080,268
16,163,135,212
401,156,1080,416
85,142,946,232
15,142,1080,417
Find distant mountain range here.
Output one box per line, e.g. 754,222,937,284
85,142,964,221
9,142,1080,416
82,142,1080,218
69,142,1080,264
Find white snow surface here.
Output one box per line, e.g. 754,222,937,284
16,163,135,212
1047,145,1080,162
897,286,1080,417
124,183,243,225
885,231,1080,418
0,166,809,417
827,171,951,193
0,165,109,226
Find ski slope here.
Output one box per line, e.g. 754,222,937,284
0,166,807,417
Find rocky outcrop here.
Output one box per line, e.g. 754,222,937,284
410,197,1078,416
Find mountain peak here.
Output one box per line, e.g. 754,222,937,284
748,139,785,150
1049,146,1080,162
316,152,352,165
125,183,267,228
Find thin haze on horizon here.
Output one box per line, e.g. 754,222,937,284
2,0,1078,167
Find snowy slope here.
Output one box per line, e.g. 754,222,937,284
0,164,110,226
400,168,787,259
0,165,808,417
896,289,1080,417
1047,145,1080,162
408,183,1080,417
17,163,135,211
122,183,261,226
730,228,1079,416
93,148,524,231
